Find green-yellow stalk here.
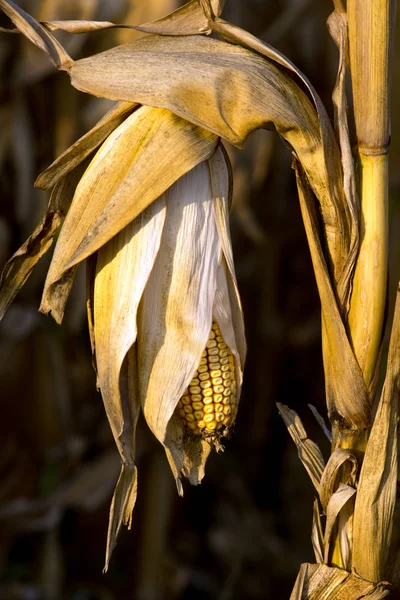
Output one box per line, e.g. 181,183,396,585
348,154,388,389
347,0,396,391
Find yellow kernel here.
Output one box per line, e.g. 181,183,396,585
201,350,207,358
192,401,203,411
190,378,200,386
199,373,210,382
199,358,207,366
216,412,224,422
208,347,219,356
218,342,227,349
223,406,232,415
206,420,217,431
212,377,223,386
204,413,215,423
198,365,208,374
184,405,193,414
198,420,206,429
201,387,212,397
220,350,229,358
181,395,191,405
187,421,197,430
222,372,231,380
222,396,231,405
223,416,231,426
220,357,229,365
190,386,201,394
192,394,202,402
209,355,220,364
209,363,220,371
214,393,223,403
204,405,214,414
206,339,217,349
178,409,186,418
214,385,224,394
186,413,195,422
223,380,231,388
208,330,215,339
194,410,203,419
212,322,219,330
200,380,212,389
210,369,222,378
221,364,230,372
215,404,223,413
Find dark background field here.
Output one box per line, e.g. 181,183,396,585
0,1,399,599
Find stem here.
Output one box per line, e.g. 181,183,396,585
348,154,388,389
346,0,395,386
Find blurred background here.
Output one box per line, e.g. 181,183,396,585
0,1,399,598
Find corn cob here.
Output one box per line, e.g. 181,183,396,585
175,321,237,441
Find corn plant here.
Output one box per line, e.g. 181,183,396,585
0,0,398,597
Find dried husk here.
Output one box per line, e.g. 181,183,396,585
39,105,218,323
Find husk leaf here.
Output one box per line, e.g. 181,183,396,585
138,162,220,483
39,105,218,323
352,283,400,582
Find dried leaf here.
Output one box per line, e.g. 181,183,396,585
290,563,390,600
327,10,359,316
0,0,72,70
40,106,218,323
277,403,325,493
308,404,332,442
312,499,324,564
319,448,357,512
294,162,369,428
352,283,400,582
204,14,353,302
323,483,355,565
0,171,77,320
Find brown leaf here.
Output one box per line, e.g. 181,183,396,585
352,283,400,582
294,162,369,429
290,563,390,599
0,0,72,70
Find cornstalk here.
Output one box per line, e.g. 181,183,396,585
347,0,396,391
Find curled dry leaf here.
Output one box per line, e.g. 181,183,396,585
323,483,355,565
277,403,325,493
319,448,357,512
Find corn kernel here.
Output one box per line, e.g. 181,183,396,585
174,320,237,440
